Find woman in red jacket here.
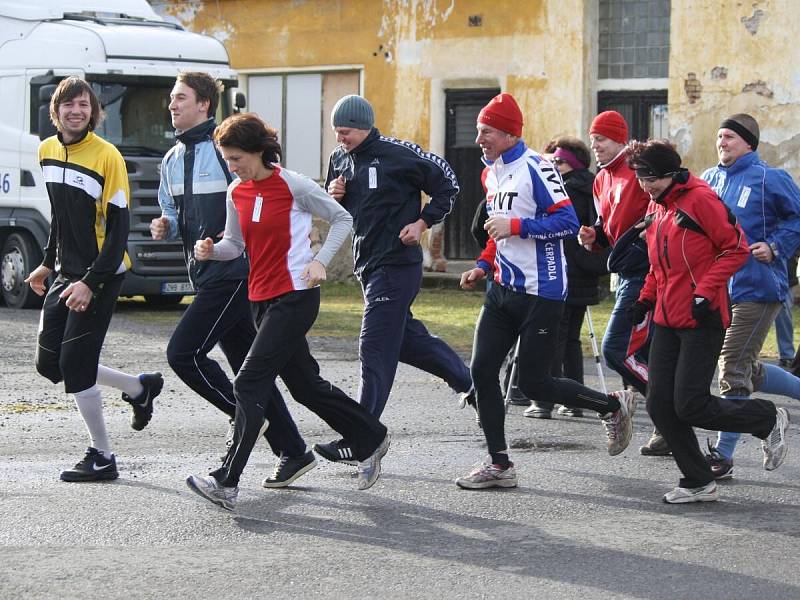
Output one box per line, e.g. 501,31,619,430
626,140,790,504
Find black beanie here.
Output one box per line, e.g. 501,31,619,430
631,141,682,178
720,113,760,150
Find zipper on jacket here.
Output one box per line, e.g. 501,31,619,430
655,215,672,328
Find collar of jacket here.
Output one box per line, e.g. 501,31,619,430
717,150,759,176
57,128,92,149
653,169,692,206
481,140,527,168
176,118,216,146
598,147,628,172
350,127,380,155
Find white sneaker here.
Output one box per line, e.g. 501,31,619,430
601,389,636,456
455,458,518,490
357,433,390,490
186,474,238,511
663,481,718,504
762,407,790,471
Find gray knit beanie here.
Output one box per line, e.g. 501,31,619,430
331,95,374,130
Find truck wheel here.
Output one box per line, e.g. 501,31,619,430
144,294,184,307
1,232,44,309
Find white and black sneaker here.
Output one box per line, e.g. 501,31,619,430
663,481,718,504
60,447,119,482
313,439,358,466
186,474,238,511
122,372,164,431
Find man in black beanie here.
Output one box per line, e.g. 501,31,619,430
702,113,800,479
314,95,474,465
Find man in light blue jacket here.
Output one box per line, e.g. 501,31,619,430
702,113,800,479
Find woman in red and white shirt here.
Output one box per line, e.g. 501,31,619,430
185,113,389,510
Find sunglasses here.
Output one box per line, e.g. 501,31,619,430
551,157,565,165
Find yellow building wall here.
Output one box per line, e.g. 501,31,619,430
155,0,591,155
670,0,800,179
155,0,800,179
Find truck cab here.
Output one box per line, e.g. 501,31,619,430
0,0,240,308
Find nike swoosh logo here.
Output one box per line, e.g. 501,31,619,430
138,392,151,409
93,463,112,471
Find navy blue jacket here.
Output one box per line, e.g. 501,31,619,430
325,128,459,279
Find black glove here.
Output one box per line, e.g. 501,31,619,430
626,300,652,325
692,296,713,323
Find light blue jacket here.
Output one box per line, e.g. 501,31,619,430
702,151,800,303
158,119,249,288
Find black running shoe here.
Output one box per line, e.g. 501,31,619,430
262,451,317,488
313,439,358,466
122,372,164,431
60,447,119,482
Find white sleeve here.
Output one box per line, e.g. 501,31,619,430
293,174,353,267
210,187,246,261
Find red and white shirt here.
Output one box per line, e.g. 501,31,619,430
211,166,352,301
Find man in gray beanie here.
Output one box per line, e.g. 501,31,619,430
313,94,474,465
702,113,800,479
330,94,375,131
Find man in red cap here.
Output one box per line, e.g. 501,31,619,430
456,93,637,490
578,111,668,456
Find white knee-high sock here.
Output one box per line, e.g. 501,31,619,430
96,365,142,398
73,385,112,458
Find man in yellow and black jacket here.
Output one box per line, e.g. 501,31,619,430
26,76,163,483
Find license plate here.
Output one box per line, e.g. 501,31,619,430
161,282,193,294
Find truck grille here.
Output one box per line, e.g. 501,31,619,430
125,156,187,277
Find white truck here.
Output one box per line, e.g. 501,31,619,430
0,0,241,308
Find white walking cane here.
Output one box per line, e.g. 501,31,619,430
585,306,607,395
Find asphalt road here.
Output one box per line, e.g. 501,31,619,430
0,303,798,599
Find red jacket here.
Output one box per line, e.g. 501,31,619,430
593,151,650,248
639,174,749,329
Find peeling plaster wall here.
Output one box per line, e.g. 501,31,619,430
670,1,800,179
152,0,590,154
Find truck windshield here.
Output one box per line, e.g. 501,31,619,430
90,80,175,156
86,78,236,158
92,80,175,156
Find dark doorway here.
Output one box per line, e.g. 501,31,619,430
597,90,668,141
444,87,499,259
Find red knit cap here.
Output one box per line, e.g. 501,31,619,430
478,93,523,137
589,111,629,144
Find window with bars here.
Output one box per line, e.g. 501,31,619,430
598,0,671,79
